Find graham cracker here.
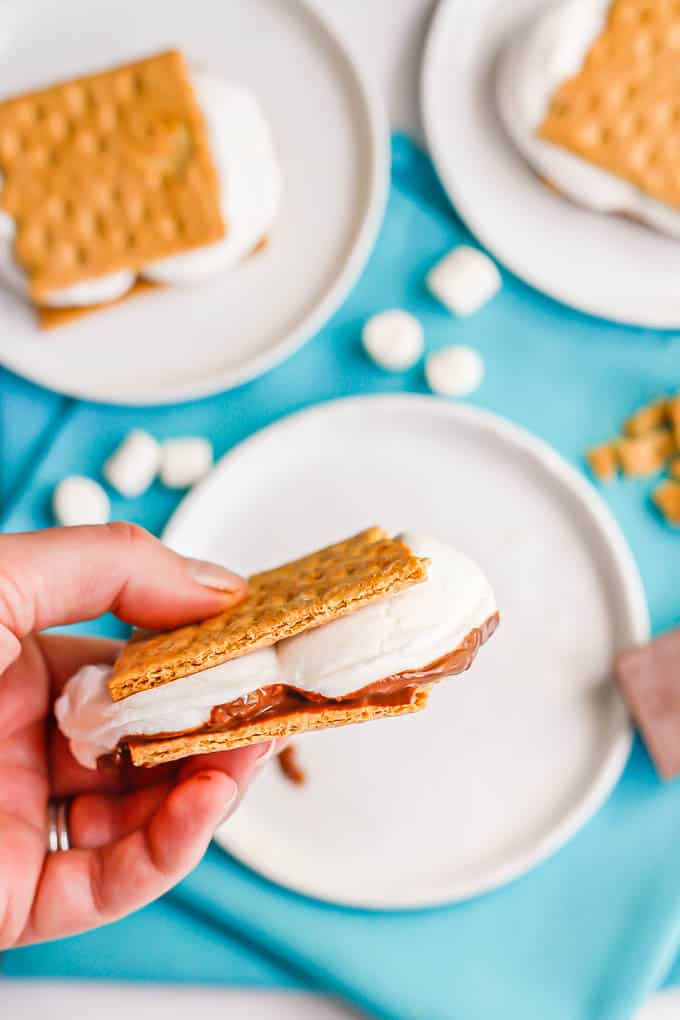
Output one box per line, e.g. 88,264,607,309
624,397,669,437
538,0,680,211
586,440,619,481
617,429,674,476
37,278,159,329
653,480,680,525
126,686,431,767
0,50,224,300
109,528,428,702
668,396,680,446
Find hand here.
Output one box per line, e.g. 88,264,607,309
0,523,271,949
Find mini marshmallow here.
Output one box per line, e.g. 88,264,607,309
160,437,213,489
53,476,111,527
427,246,501,317
425,346,484,397
362,309,424,371
103,430,161,498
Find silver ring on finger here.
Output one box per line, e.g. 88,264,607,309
46,798,71,853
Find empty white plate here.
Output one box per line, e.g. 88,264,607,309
422,0,680,328
164,394,648,908
0,0,387,404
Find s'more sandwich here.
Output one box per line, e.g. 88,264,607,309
56,528,498,769
0,49,280,327
496,0,680,237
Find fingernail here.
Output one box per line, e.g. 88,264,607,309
188,558,245,593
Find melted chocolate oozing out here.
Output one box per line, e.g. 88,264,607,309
98,612,499,771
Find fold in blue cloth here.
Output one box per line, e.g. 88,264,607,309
3,135,680,1019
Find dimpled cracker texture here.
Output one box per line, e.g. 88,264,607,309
0,50,224,301
108,527,428,702
538,0,680,211
126,687,432,767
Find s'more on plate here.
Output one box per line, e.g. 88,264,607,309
0,49,281,327
496,0,680,237
56,528,499,769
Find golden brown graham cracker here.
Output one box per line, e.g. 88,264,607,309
126,686,431,767
109,528,428,702
538,0,680,212
653,480,680,525
586,441,619,481
0,50,224,300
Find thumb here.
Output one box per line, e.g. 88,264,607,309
0,523,247,672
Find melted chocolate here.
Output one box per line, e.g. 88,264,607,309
98,612,498,770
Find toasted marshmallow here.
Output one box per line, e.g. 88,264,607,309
0,70,281,307
103,430,161,499
57,533,496,768
427,246,501,317
53,476,111,527
496,0,680,238
278,534,495,696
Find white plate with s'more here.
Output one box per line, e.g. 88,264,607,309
422,0,680,328
0,0,386,404
157,394,648,909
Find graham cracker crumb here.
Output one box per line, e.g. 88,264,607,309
586,441,619,481
624,398,669,437
653,480,680,526
618,430,674,477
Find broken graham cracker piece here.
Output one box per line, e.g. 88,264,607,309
624,397,669,437
586,441,619,481
615,630,680,780
538,0,680,212
125,686,431,767
108,527,428,701
653,480,680,525
0,50,224,300
618,429,674,477
667,396,680,446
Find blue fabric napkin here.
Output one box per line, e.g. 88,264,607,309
4,135,680,1019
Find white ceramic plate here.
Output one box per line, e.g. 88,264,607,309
421,0,680,328
0,0,387,405
164,394,648,909
634,989,680,1020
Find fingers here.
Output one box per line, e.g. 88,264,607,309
37,634,122,694
0,525,247,673
65,742,276,849
49,727,179,797
19,769,238,945
69,782,172,848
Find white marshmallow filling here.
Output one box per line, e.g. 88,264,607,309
56,534,497,769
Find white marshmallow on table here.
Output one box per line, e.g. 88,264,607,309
427,246,501,317
160,437,214,489
53,476,110,527
362,309,424,371
103,430,161,499
425,346,484,398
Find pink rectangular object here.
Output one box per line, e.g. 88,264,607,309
615,628,680,780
